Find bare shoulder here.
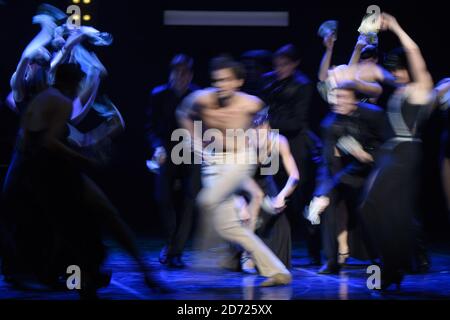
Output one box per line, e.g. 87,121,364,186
357,62,381,81
269,131,288,148
237,92,263,112
405,84,435,105
278,134,289,146
277,134,290,152
39,88,72,117
238,92,262,105
38,88,68,103
195,88,216,106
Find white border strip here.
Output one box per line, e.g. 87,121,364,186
164,10,289,27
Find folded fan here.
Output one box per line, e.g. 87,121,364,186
358,11,381,35
318,20,338,40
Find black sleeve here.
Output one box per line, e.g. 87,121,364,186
316,156,371,197
336,109,386,183
364,108,388,161
314,114,377,196
314,123,337,197
269,83,313,132
144,90,164,150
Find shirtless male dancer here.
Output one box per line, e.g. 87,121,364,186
177,56,292,287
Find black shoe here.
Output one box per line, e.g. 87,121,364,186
94,269,112,289
338,252,350,266
159,246,168,265
308,257,322,267
417,261,431,274
167,256,186,269
318,262,341,275
414,254,431,274
380,271,404,291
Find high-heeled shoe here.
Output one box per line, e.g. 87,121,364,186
338,252,350,266
318,262,341,275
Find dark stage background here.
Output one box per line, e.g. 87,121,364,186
0,0,449,240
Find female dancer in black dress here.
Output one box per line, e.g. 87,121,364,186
234,112,299,271
253,115,300,269
1,64,161,298
361,13,435,290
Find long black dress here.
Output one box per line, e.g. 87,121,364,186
1,90,106,285
361,90,432,277
251,132,292,268
254,174,292,269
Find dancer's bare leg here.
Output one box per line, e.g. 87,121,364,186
337,202,350,264
80,175,166,291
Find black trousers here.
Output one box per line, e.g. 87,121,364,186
275,131,322,260
154,161,200,257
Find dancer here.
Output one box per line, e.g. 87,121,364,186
8,6,123,164
1,63,162,298
360,13,435,290
262,44,323,266
240,50,273,97
146,54,200,268
177,56,292,286
305,73,385,274
2,7,162,297
314,26,387,274
9,11,104,122
238,112,300,270
317,31,393,104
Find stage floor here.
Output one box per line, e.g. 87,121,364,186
1,240,450,300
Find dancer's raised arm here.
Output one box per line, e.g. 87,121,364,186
50,29,87,73
381,13,433,103
318,34,336,82
348,35,368,66
70,47,106,124
10,15,54,103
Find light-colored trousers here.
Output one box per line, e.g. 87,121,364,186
197,150,290,277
